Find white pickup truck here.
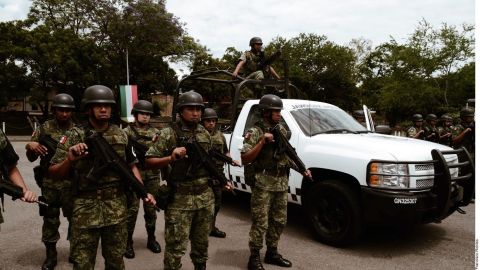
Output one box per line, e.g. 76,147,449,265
174,69,474,246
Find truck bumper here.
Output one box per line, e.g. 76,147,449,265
360,186,463,225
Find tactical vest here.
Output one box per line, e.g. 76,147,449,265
168,123,211,183
244,50,263,74
253,121,289,172
73,124,128,192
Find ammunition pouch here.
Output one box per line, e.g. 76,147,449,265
33,165,44,188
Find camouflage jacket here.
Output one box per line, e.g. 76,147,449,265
50,123,137,229
241,120,290,192
453,122,475,153
210,129,228,171
437,125,454,146
31,119,74,189
240,50,263,74
407,126,424,139
124,124,160,181
145,121,214,210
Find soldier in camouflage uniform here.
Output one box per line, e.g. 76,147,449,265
0,130,37,228
145,91,216,270
438,114,454,147
407,114,425,139
232,37,281,81
453,107,475,162
201,108,240,238
26,93,76,270
48,85,155,270
241,94,311,270
423,114,440,143
123,100,162,258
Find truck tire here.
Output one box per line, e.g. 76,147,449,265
305,180,362,246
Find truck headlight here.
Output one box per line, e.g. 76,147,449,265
368,162,409,188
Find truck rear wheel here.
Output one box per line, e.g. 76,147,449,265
305,180,362,246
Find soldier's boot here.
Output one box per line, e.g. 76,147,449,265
42,242,57,270
209,227,226,238
247,250,265,270
194,262,206,270
264,247,292,267
146,228,161,253
124,232,135,259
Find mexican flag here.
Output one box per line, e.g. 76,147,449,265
119,85,138,122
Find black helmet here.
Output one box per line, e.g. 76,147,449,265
259,94,283,110
460,107,474,117
249,37,263,46
51,93,75,109
177,90,204,110
425,114,437,121
131,100,153,115
353,110,364,118
412,114,423,121
202,108,218,120
440,114,453,121
82,85,116,109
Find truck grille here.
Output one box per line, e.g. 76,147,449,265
415,164,433,171
413,156,458,189
416,178,434,188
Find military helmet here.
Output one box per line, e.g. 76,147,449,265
353,110,364,118
51,93,75,109
177,90,204,110
425,114,437,121
131,100,154,115
82,85,116,109
460,107,474,117
259,94,283,110
202,108,218,120
440,114,453,121
249,37,263,46
412,114,423,121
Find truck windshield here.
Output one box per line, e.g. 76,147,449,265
290,108,367,136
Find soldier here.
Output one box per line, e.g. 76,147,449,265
423,114,439,143
232,37,281,81
0,129,38,227
25,93,76,270
438,114,454,146
407,114,425,139
145,91,218,270
453,107,475,161
123,100,162,258
201,108,240,238
241,94,311,270
48,85,155,269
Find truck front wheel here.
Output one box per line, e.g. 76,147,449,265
305,180,362,246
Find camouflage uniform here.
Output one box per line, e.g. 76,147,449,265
438,125,454,147
453,123,475,160
240,51,264,80
50,123,135,270
241,119,290,252
0,130,20,225
210,129,229,230
123,124,161,237
423,123,439,143
145,121,214,270
31,119,74,244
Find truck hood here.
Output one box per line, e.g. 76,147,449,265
302,132,453,162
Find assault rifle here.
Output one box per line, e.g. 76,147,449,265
128,137,149,167
32,118,59,187
84,131,159,212
269,124,313,181
257,49,282,72
209,149,234,165
0,166,48,207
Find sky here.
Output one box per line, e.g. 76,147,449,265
0,0,475,58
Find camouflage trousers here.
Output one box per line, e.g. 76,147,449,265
126,179,161,233
41,186,73,243
248,187,288,251
71,222,127,270
212,186,223,228
164,205,214,270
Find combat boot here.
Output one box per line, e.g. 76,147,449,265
194,262,206,270
124,232,135,259
247,250,265,270
146,228,161,253
209,227,226,238
42,242,57,270
264,247,292,267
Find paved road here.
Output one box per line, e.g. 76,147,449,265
0,141,475,269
